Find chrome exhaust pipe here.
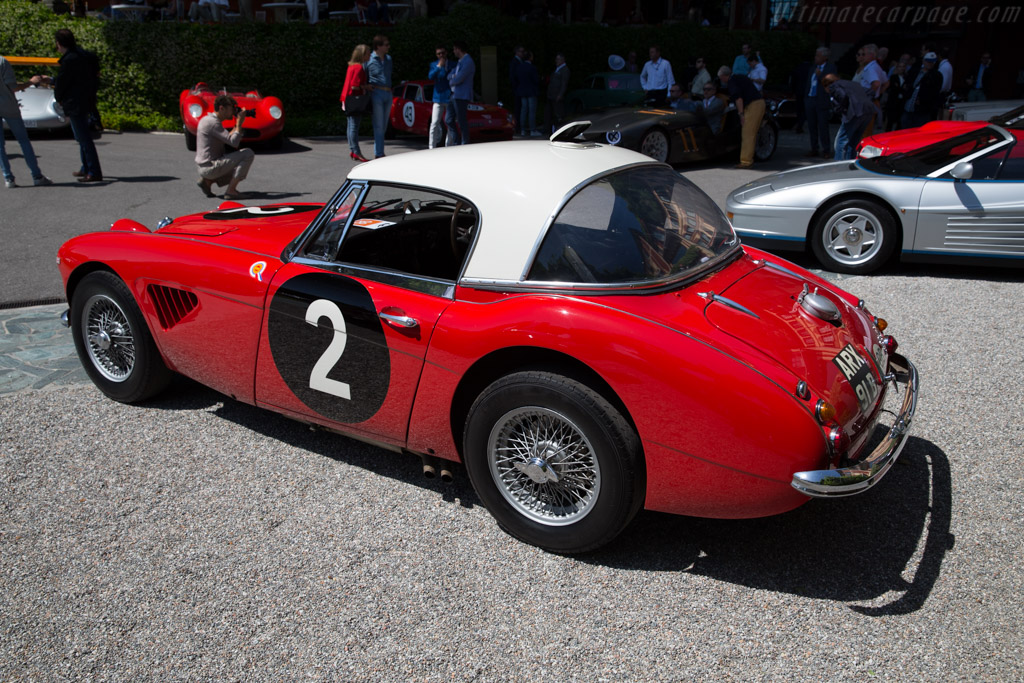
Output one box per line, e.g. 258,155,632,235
439,462,453,483
421,454,438,479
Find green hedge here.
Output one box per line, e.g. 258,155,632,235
1,0,814,136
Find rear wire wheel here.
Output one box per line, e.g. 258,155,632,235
70,271,172,403
463,371,643,553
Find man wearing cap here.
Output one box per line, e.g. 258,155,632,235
902,52,943,129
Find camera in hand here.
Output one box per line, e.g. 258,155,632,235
237,108,250,120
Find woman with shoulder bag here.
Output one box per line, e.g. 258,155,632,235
341,44,370,163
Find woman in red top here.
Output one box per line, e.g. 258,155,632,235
341,44,370,162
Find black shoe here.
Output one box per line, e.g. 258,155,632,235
77,174,103,183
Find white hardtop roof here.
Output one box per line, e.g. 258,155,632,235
346,140,657,282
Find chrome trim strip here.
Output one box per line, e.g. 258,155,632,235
791,353,918,497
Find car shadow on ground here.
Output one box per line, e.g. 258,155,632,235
142,377,479,509
140,379,950,613
253,138,313,155
590,436,952,615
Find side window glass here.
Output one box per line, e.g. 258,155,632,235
997,144,1024,180
302,186,361,260
336,185,477,282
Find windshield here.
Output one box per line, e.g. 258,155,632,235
860,126,1006,177
607,74,642,90
527,166,738,286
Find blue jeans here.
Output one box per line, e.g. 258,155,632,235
452,98,470,145
0,114,44,182
444,103,459,145
346,113,363,156
69,113,102,177
370,90,391,158
519,96,537,134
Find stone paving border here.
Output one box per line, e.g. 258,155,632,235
0,303,88,395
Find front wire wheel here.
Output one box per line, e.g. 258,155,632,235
640,128,670,163
464,371,643,553
71,271,172,403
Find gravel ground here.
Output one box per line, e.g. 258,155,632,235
2,266,1023,680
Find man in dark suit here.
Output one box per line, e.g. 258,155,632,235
902,52,943,129
804,47,836,159
966,53,993,102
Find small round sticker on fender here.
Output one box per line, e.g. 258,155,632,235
267,272,390,424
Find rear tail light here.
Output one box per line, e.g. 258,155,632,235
880,335,898,355
827,423,851,454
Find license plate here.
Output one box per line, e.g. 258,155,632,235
833,344,881,413
24,119,37,128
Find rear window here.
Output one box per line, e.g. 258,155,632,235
527,166,738,285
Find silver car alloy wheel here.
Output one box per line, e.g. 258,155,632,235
487,406,602,526
821,207,884,266
640,129,669,163
82,293,136,383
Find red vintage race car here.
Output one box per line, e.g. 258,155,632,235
389,80,514,143
179,83,285,151
858,104,1024,158
57,126,917,553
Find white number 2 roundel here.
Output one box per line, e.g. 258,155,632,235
267,272,390,424
305,299,351,400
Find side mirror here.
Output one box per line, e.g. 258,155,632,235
950,161,974,180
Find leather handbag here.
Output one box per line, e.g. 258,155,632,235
344,92,370,115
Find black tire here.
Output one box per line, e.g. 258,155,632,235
639,128,670,163
754,119,778,161
463,371,643,553
811,198,897,274
70,271,172,403
184,129,197,151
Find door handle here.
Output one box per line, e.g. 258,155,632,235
379,311,419,329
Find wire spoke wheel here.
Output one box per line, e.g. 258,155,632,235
83,293,136,383
487,406,601,526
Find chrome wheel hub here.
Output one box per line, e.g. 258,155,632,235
82,294,136,383
824,210,881,264
487,406,600,526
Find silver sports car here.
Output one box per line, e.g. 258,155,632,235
3,84,67,132
727,124,1024,273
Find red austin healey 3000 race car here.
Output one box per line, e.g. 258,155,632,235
58,124,918,553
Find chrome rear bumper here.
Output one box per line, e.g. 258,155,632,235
792,353,918,498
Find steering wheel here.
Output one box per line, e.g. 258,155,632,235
450,200,468,255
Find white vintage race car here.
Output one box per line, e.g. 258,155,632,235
2,57,68,133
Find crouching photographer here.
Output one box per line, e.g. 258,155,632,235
195,94,255,199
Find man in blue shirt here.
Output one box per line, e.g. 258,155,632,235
428,45,452,148
366,34,393,159
448,41,475,145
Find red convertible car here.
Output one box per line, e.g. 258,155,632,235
57,127,917,553
179,83,285,151
858,104,1024,158
390,80,514,143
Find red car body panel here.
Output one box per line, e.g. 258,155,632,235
179,84,285,144
390,80,514,143
58,199,895,522
858,120,1024,156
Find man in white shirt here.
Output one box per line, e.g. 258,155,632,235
856,44,887,98
640,45,674,106
937,49,954,97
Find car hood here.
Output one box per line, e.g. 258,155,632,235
155,203,323,257
582,107,699,133
761,160,866,192
704,261,883,426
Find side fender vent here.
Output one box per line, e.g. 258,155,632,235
148,285,199,329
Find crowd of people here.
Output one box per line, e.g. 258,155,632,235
2,28,998,197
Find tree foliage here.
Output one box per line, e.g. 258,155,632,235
1,0,814,135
